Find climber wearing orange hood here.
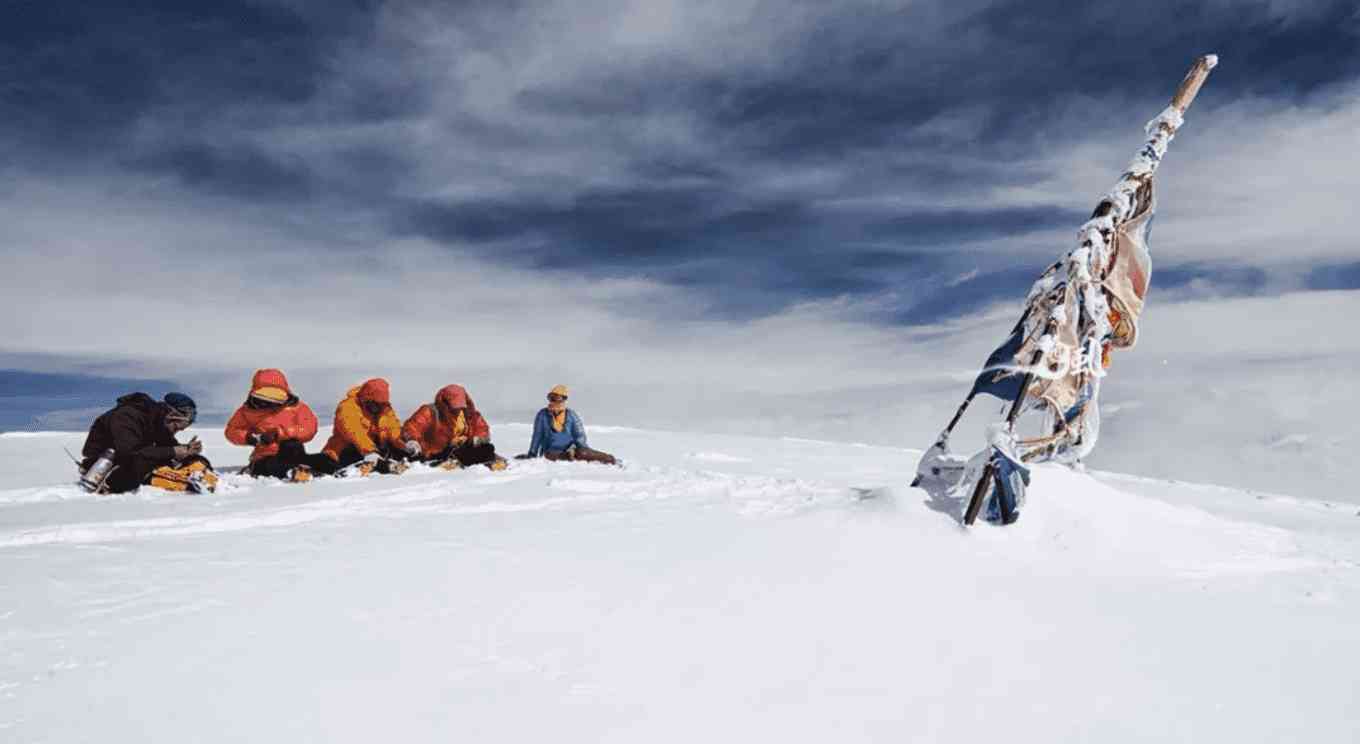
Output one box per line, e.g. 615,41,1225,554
224,368,323,480
316,378,408,474
401,384,502,469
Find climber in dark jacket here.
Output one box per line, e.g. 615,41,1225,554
79,392,202,493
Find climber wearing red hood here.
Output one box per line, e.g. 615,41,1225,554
224,369,322,480
401,384,503,469
317,378,408,474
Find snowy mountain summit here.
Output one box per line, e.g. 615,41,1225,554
2,425,1357,741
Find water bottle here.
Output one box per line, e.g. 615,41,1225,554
79,449,117,493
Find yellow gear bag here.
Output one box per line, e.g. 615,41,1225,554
149,459,219,494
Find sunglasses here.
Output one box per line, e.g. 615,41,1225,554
362,401,387,415
547,394,567,403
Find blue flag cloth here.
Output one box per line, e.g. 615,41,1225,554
984,446,1031,524
968,314,1029,404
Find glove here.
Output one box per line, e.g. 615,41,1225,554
362,452,382,465
405,440,422,457
471,436,488,447
258,429,279,445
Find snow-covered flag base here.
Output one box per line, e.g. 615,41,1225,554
3,424,1359,741
915,55,1219,525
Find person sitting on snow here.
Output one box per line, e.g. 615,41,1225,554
525,385,616,465
79,392,205,493
316,378,408,475
224,368,323,481
401,384,504,470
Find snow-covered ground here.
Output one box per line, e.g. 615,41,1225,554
2,425,1358,742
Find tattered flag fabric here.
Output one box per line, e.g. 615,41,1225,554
1008,150,1160,464
967,312,1032,404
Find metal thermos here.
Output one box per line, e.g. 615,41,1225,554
79,449,117,493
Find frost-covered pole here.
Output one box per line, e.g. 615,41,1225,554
1093,53,1218,240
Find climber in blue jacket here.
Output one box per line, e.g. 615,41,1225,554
526,385,616,464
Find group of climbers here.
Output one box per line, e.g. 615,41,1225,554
76,370,616,493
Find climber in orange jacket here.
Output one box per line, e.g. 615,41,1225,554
224,368,324,480
401,384,502,469
316,378,408,474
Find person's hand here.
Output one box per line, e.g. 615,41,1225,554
175,437,203,460
258,429,279,445
405,440,422,457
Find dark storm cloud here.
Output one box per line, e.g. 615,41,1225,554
398,187,1081,317
385,0,1357,321
890,265,1046,326
1306,262,1360,291
0,368,182,430
0,1,338,155
127,143,315,201
864,206,1089,246
4,0,1358,325
504,0,1358,156
962,1,1360,101
1155,263,1273,296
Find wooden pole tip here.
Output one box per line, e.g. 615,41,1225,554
1171,55,1220,114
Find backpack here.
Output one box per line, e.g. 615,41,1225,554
148,457,219,493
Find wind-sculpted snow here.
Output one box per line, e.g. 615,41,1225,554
1,427,1358,742
0,459,854,549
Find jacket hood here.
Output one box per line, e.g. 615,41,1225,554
357,378,391,406
250,368,292,395
435,384,475,417
248,368,296,405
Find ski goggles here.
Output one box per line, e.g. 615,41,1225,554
547,394,567,403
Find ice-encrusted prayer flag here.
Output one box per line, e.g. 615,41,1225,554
914,55,1218,525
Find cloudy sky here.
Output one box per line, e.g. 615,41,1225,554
2,0,1357,497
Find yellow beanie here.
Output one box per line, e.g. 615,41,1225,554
549,384,569,397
